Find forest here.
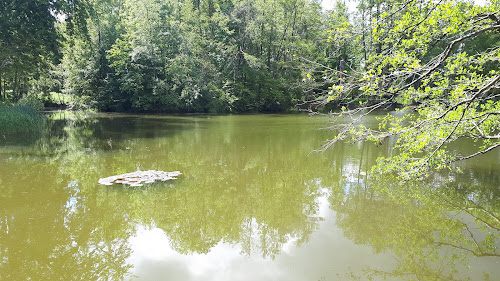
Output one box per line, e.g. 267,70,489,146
0,0,497,112
1,0,337,113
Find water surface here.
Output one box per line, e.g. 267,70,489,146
0,112,499,280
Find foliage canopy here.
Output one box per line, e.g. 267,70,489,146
319,0,500,180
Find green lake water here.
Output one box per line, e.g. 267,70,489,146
0,112,499,280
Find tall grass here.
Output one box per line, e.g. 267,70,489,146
0,105,45,134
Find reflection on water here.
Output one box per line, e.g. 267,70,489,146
0,112,499,280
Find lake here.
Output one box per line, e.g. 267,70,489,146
0,112,499,280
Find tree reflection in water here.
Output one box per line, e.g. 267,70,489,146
0,113,334,280
329,142,500,281
0,113,498,280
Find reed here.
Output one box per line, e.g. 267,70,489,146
0,105,45,134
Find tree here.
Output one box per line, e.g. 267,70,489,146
0,0,90,102
320,0,500,180
100,0,323,113
0,0,60,100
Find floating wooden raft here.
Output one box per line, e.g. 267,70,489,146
98,170,182,187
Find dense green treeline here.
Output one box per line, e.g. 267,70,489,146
1,0,498,117
1,0,403,113
1,0,337,113
72,0,324,113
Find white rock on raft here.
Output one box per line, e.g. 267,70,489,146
98,170,182,187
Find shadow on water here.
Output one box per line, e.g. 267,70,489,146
0,131,44,147
0,112,199,157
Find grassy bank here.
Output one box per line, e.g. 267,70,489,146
0,105,45,134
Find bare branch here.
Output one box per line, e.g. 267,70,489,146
452,143,500,162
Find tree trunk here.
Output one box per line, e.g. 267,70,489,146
376,3,382,54
14,72,19,101
0,73,3,101
362,7,367,67
267,27,273,69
